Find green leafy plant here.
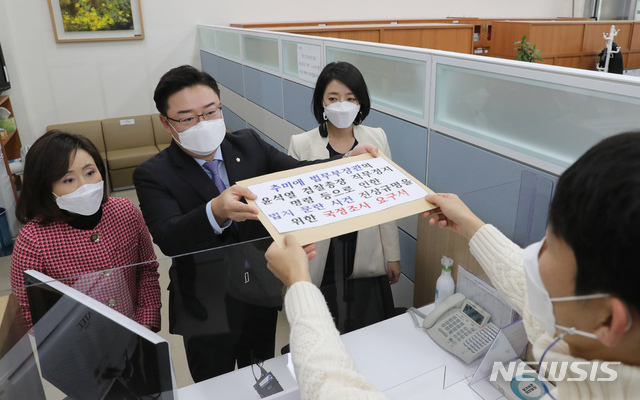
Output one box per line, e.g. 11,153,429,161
513,35,543,63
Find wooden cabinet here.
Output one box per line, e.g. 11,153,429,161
0,96,22,201
491,20,640,70
470,20,493,55
262,23,475,54
440,18,493,55
233,18,590,60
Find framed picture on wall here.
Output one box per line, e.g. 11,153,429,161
47,0,144,43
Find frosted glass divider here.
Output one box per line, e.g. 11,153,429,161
199,25,640,176
215,28,242,61
281,41,299,79
429,54,640,175
430,53,640,98
197,25,216,53
325,41,430,126
241,32,281,74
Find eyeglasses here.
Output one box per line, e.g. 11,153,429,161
165,106,223,130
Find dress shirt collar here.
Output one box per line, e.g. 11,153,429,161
194,147,224,167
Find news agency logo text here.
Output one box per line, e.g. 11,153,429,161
490,361,620,382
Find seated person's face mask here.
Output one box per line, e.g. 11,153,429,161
523,238,631,340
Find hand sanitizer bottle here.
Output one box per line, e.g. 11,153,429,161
435,256,455,306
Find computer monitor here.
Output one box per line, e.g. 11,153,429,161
24,270,178,400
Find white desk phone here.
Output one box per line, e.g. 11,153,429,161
423,293,499,364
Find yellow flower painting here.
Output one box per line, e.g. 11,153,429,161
59,0,133,32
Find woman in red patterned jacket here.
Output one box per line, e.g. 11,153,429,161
10,130,162,331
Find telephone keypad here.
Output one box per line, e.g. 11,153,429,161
443,315,477,343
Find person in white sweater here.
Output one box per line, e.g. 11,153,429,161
266,131,640,399
425,132,640,399
266,235,388,400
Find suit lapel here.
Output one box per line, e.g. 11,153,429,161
168,142,219,202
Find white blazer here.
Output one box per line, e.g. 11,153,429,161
288,124,402,286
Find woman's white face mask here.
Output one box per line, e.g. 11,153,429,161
54,181,104,216
323,101,360,129
523,238,626,340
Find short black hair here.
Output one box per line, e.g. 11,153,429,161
548,131,640,311
312,62,371,137
153,65,221,116
16,130,108,225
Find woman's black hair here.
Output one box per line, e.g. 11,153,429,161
16,130,108,225
311,62,371,137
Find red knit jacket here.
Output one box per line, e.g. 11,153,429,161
10,197,162,331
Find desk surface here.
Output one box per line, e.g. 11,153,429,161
178,304,506,399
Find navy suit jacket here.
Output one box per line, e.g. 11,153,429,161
133,129,320,257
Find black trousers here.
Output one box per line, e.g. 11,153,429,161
183,295,278,383
168,252,279,383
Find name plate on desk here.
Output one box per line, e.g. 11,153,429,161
238,153,436,246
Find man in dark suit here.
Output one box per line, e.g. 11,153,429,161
133,65,376,382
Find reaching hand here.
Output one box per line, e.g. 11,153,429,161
265,235,317,287
422,193,485,240
210,185,259,224
386,261,401,284
349,143,378,158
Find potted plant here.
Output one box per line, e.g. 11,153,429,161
513,35,543,63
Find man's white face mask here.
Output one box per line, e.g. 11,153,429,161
170,118,226,156
523,238,631,339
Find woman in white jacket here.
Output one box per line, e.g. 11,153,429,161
288,62,401,332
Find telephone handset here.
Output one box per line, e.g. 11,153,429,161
424,293,499,364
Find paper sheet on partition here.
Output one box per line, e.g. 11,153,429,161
297,43,322,83
238,154,436,247
456,265,519,328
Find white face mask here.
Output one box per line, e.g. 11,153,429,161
170,118,226,156
323,101,360,129
523,238,627,340
54,181,104,216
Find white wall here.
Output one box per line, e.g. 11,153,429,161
0,0,578,145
